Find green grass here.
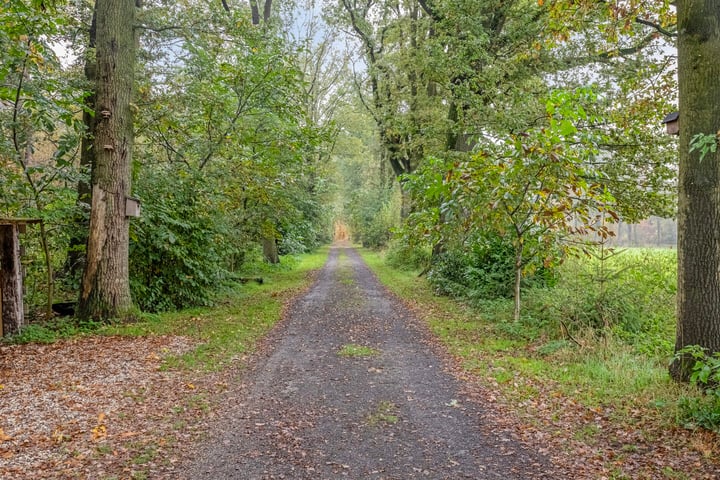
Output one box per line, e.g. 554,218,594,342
338,343,380,358
367,400,399,426
101,247,329,371
7,248,329,373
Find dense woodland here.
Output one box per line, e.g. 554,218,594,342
2,0,720,433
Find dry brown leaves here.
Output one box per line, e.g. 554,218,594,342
455,366,720,479
0,335,222,480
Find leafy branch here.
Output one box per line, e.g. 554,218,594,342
689,132,720,163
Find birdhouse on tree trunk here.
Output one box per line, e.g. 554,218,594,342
662,111,679,135
125,196,141,218
0,218,40,337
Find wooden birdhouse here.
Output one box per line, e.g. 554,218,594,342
662,111,679,136
125,196,141,218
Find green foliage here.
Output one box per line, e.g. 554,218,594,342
349,190,398,248
524,248,676,354
689,133,719,163
677,346,720,432
333,104,400,248
129,168,237,312
121,0,337,314
428,234,520,300
384,239,430,271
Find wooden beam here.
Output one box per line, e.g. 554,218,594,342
1,225,24,336
0,218,41,225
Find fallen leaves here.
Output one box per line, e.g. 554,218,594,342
0,335,209,479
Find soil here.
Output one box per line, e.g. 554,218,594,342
183,245,556,479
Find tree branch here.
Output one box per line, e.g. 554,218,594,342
635,16,677,38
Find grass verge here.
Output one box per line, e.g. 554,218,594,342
101,247,329,371
359,248,719,477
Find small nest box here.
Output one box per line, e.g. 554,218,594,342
125,197,141,218
662,111,679,136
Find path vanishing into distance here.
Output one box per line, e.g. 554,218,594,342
184,245,555,479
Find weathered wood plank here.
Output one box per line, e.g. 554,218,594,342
1,225,24,336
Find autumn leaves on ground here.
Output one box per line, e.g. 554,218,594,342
1,246,719,479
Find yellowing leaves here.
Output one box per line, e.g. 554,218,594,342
92,424,107,440
92,413,108,441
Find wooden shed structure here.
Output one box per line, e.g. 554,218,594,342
1,218,40,336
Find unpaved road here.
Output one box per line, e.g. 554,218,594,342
184,245,554,479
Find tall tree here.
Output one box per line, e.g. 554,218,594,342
77,0,138,320
672,0,720,380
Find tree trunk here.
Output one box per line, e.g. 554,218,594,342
0,225,23,336
513,247,522,322
65,5,97,281
77,0,136,321
262,237,280,264
672,0,720,381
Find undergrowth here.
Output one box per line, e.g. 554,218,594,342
6,248,329,372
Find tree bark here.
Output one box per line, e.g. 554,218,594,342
77,0,136,321
262,237,280,264
65,5,97,280
0,225,23,336
672,0,720,380
249,0,272,25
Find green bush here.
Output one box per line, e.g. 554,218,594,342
130,170,237,312
427,233,554,301
677,346,720,432
385,239,431,271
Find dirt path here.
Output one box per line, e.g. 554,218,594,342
184,245,554,479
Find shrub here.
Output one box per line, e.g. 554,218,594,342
385,239,431,271
130,170,237,312
427,233,554,301
677,346,720,432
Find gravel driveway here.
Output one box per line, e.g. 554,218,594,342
184,245,554,479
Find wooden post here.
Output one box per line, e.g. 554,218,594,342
0,224,24,336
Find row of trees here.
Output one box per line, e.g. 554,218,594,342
0,0,338,318
333,0,719,379
3,0,718,380
335,0,676,312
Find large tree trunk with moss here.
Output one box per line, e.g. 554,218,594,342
77,0,136,321
262,237,280,264
671,0,720,381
